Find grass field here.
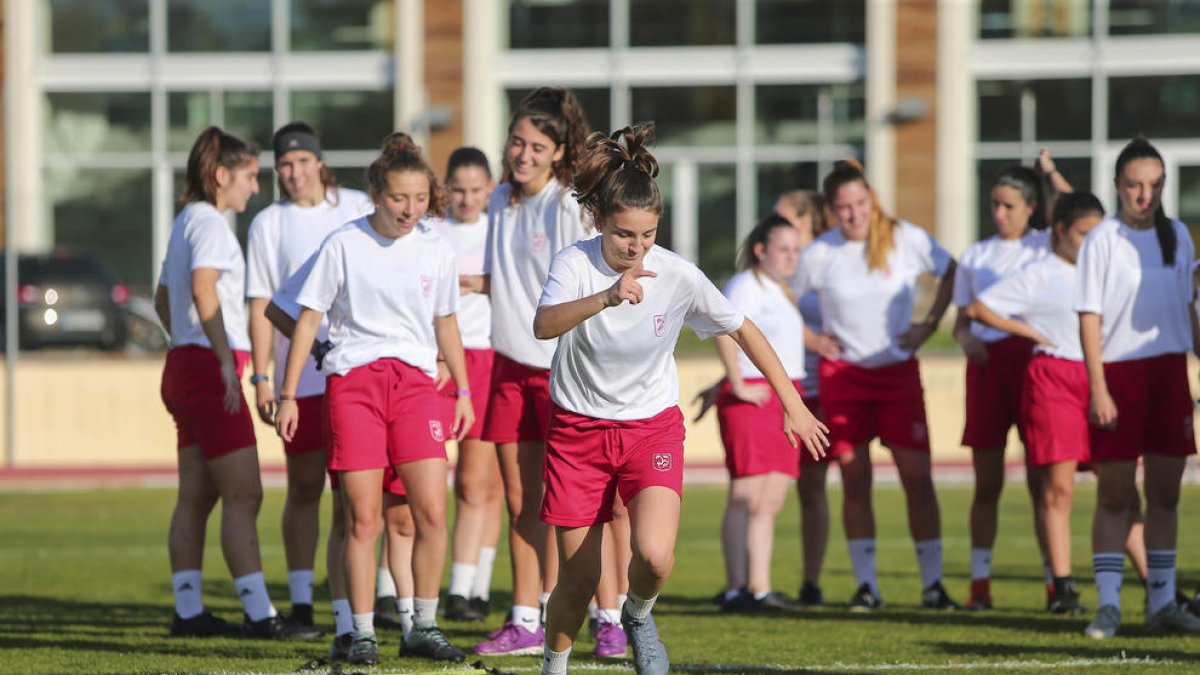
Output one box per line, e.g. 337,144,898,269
4,483,1200,674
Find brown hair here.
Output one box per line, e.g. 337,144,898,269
180,126,258,205
821,159,897,272
1049,191,1104,250
776,189,828,236
502,87,591,204
737,212,799,303
273,121,340,205
367,132,446,217
573,124,660,227
1114,136,1174,266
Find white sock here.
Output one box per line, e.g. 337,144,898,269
915,539,943,589
543,644,571,674
472,547,498,600
376,566,397,598
623,591,656,620
172,570,204,619
513,604,540,633
397,596,415,639
587,601,598,620
449,562,476,597
847,538,879,596
1093,553,1124,610
540,591,552,624
332,598,353,636
618,593,627,611
288,570,314,605
414,596,439,628
1147,550,1177,614
970,548,991,580
352,612,375,634
599,607,621,625
233,572,278,622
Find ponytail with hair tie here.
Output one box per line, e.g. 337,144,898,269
366,131,447,217
573,124,661,226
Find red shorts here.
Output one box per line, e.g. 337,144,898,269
716,378,802,478
161,346,256,459
542,405,685,527
482,353,550,443
799,394,845,466
1089,354,1197,462
325,358,448,472
384,466,406,496
285,395,326,455
962,336,1034,448
1021,354,1091,466
439,348,495,440
818,358,930,454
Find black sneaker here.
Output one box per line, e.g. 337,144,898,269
287,603,315,627
241,613,323,640
328,632,353,661
797,581,824,607
1181,591,1200,619
170,611,231,637
720,589,756,613
403,624,466,662
374,595,402,629
1048,581,1085,615
921,581,962,610
347,630,379,665
751,591,802,612
444,593,484,622
848,583,883,612
468,596,490,619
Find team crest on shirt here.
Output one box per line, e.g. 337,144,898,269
532,231,548,252
420,275,433,297
653,314,666,338
429,420,445,442
653,453,672,472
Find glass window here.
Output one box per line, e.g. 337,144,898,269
756,0,865,44
44,92,153,155
1109,75,1200,140
831,83,867,144
46,169,153,291
168,92,212,153
330,165,371,194
504,88,611,138
978,0,1091,39
697,164,738,284
507,0,609,49
1179,165,1200,249
975,157,1090,239
290,90,394,150
977,81,1022,143
168,0,271,52
629,0,735,47
292,0,388,51
1109,0,1200,36
653,163,674,254
1031,79,1091,141
757,163,819,221
47,0,150,53
756,86,819,145
225,91,274,151
632,86,736,147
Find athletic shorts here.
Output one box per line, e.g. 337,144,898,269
716,378,802,478
325,358,448,472
1021,354,1091,466
962,336,1034,448
482,353,550,443
1089,354,1197,462
541,404,685,528
818,357,931,454
161,346,255,459
799,394,844,466
285,395,326,455
439,348,495,440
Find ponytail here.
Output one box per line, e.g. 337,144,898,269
181,126,258,205
573,124,660,226
503,87,591,203
1114,136,1174,266
367,132,446,217
822,159,897,272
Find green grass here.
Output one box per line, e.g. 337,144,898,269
3,484,1200,673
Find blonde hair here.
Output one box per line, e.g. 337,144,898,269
821,159,897,272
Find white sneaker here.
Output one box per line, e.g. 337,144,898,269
1083,604,1121,639
1145,600,1200,634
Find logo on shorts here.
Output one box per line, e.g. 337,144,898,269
532,231,548,252
653,452,672,472
429,420,445,442
420,275,433,297
653,314,666,338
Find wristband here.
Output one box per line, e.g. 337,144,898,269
249,374,269,385
279,393,297,401
456,389,471,398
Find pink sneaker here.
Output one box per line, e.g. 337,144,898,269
593,621,628,658
474,620,544,656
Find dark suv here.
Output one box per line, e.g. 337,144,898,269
0,252,129,350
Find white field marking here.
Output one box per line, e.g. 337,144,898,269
494,655,1180,672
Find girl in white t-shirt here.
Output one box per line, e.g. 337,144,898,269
714,214,806,613
535,125,828,675
967,192,1104,616
158,127,316,640
793,159,960,612
1074,137,1200,639
275,133,471,666
474,87,593,656
245,121,374,636
951,165,1049,610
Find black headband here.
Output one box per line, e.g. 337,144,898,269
274,130,322,161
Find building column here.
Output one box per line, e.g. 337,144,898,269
462,0,502,169
936,0,974,256
866,0,897,213
5,0,44,251
395,0,426,146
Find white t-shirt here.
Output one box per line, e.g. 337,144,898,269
1073,216,1194,362
485,179,591,370
797,291,822,396
723,269,804,380
246,187,374,397
978,254,1083,361
792,221,953,368
539,238,744,420
160,202,250,352
433,215,492,350
295,218,459,378
952,229,1049,342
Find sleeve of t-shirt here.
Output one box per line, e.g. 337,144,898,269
189,215,238,271
482,189,506,276
537,247,583,309
951,246,975,307
295,238,343,314
977,265,1034,318
905,223,953,276
1073,228,1107,314
434,243,459,318
686,266,746,339
244,212,277,299
723,273,763,318
271,251,317,321
791,244,824,297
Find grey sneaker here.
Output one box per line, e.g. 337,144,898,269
1145,599,1200,634
347,630,379,665
404,624,466,662
1083,604,1121,639
328,632,353,661
621,606,669,675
